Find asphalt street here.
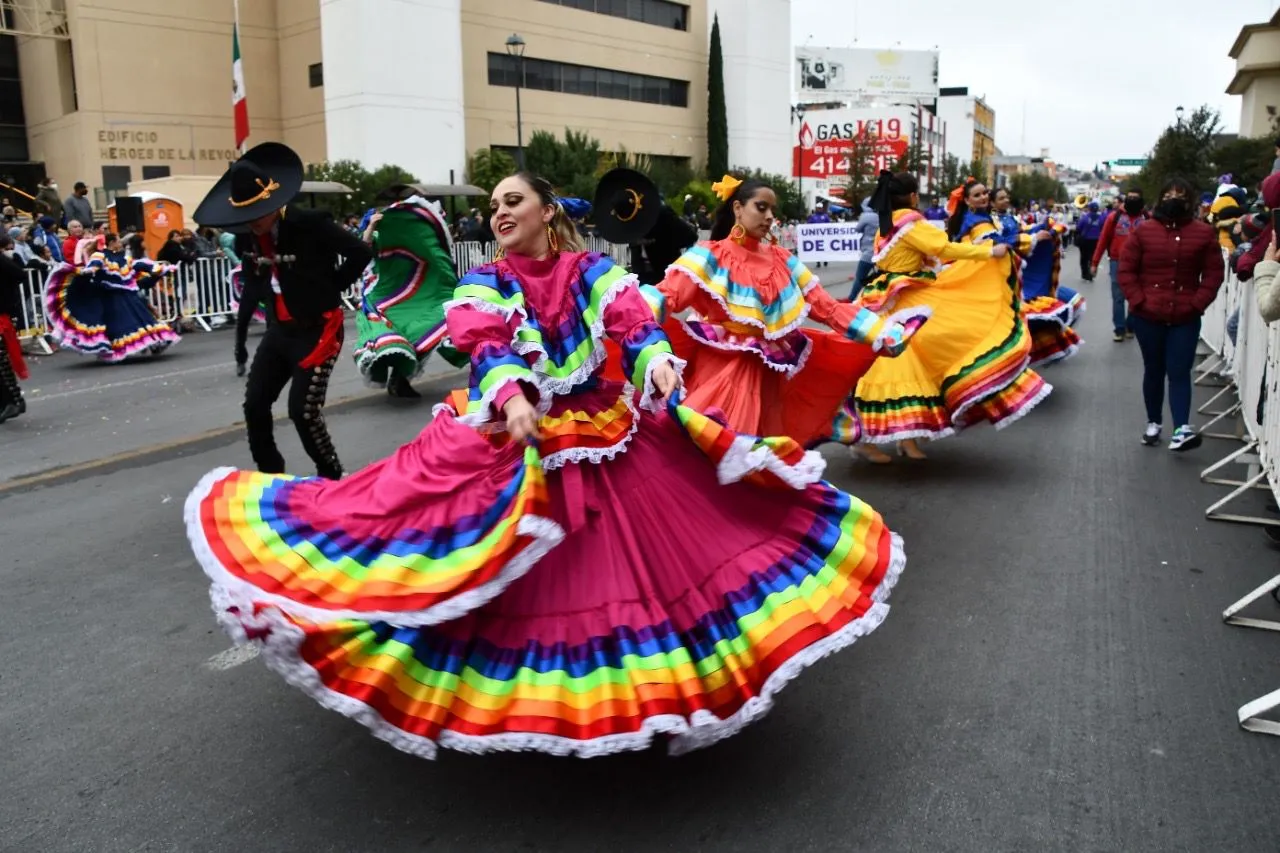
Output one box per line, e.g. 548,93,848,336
3,258,1280,852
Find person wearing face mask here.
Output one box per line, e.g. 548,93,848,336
184,167,909,762
1092,190,1148,341
960,186,1082,368
1118,177,1224,451
841,172,1049,463
1234,172,1280,284
633,171,927,446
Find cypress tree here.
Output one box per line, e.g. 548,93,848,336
706,15,729,180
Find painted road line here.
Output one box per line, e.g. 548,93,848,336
24,362,229,402
204,644,261,671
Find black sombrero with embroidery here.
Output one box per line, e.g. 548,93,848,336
193,141,304,227
592,168,662,244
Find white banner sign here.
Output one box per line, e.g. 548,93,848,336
796,222,863,263
795,47,939,101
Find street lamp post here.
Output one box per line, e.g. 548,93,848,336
505,33,527,169
1175,104,1185,129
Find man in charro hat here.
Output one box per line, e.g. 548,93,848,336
194,142,371,480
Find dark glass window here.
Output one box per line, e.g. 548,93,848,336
308,62,323,88
142,165,171,180
487,53,687,108
537,0,687,31
101,165,132,191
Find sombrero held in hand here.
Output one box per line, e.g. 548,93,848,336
194,141,304,228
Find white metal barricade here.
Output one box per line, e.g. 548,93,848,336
1194,252,1280,736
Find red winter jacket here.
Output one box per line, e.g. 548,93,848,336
1118,214,1224,325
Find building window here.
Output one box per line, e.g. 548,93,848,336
537,0,688,30
308,62,323,88
101,165,131,191
487,53,688,108
141,165,170,180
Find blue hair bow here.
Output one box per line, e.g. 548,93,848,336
356,207,378,234
557,197,592,219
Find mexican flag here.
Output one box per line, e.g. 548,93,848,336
232,9,249,151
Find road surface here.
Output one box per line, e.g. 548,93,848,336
3,260,1279,852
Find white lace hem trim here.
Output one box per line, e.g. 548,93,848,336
679,316,810,377
211,530,905,760
714,435,827,490
187,466,566,629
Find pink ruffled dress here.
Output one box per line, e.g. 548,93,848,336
185,250,906,760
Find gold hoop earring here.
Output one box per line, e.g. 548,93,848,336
546,224,560,255
493,244,505,261
729,223,747,244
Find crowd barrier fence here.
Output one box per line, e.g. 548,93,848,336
1195,252,1280,735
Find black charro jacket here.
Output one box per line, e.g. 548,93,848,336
234,205,372,362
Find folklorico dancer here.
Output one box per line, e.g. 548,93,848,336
192,142,372,481
620,170,928,446
352,197,462,399
184,169,906,760
0,310,27,424
966,185,1084,368
839,171,1051,463
43,245,178,363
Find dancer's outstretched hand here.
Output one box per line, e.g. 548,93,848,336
651,360,681,405
503,394,540,445
874,323,910,357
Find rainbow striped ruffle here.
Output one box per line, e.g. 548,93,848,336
668,242,814,337
189,392,904,759
228,265,267,323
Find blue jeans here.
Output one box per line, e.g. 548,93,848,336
1128,313,1201,427
1109,259,1128,334
851,260,874,299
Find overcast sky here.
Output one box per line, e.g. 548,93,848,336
790,0,1276,170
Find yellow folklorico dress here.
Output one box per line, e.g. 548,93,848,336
834,209,1051,443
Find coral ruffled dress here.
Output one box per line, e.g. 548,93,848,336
839,210,1051,443
44,254,178,362
643,237,925,447
186,250,906,760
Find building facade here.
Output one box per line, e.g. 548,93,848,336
935,86,995,178
7,0,791,205
1226,8,1280,138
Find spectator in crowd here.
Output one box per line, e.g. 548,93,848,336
1253,231,1280,323
61,220,84,264
64,181,93,229
807,202,831,268
217,227,239,265
922,197,948,222
8,226,34,265
853,195,878,298
158,229,191,265
32,216,62,264
1,197,14,224
0,235,29,331
1235,172,1280,283
1272,136,1280,174
1074,201,1106,281
1092,188,1148,341
1118,177,1225,452
188,227,221,258
34,177,62,223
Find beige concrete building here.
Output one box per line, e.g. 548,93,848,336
3,0,792,209
1226,7,1280,138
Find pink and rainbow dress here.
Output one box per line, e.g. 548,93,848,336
185,250,906,759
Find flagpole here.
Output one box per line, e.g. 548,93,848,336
234,0,245,155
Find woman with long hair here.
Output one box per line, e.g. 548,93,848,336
644,173,927,446
185,169,908,761
840,171,1051,462
979,186,1083,367
1118,176,1224,451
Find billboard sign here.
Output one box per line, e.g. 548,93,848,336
795,47,939,101
791,108,912,182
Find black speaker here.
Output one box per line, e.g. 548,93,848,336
114,196,144,231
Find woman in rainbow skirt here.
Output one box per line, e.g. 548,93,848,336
185,170,907,760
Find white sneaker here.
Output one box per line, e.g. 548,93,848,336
1168,425,1202,452
1141,423,1161,447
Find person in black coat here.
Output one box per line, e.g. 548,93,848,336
193,143,372,479
0,235,28,422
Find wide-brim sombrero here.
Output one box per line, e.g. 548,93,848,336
194,142,304,228
593,168,662,244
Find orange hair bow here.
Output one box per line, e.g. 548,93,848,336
945,176,977,216
711,174,742,202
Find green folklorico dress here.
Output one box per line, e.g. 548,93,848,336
353,197,466,386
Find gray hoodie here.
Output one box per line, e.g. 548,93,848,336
856,204,879,263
